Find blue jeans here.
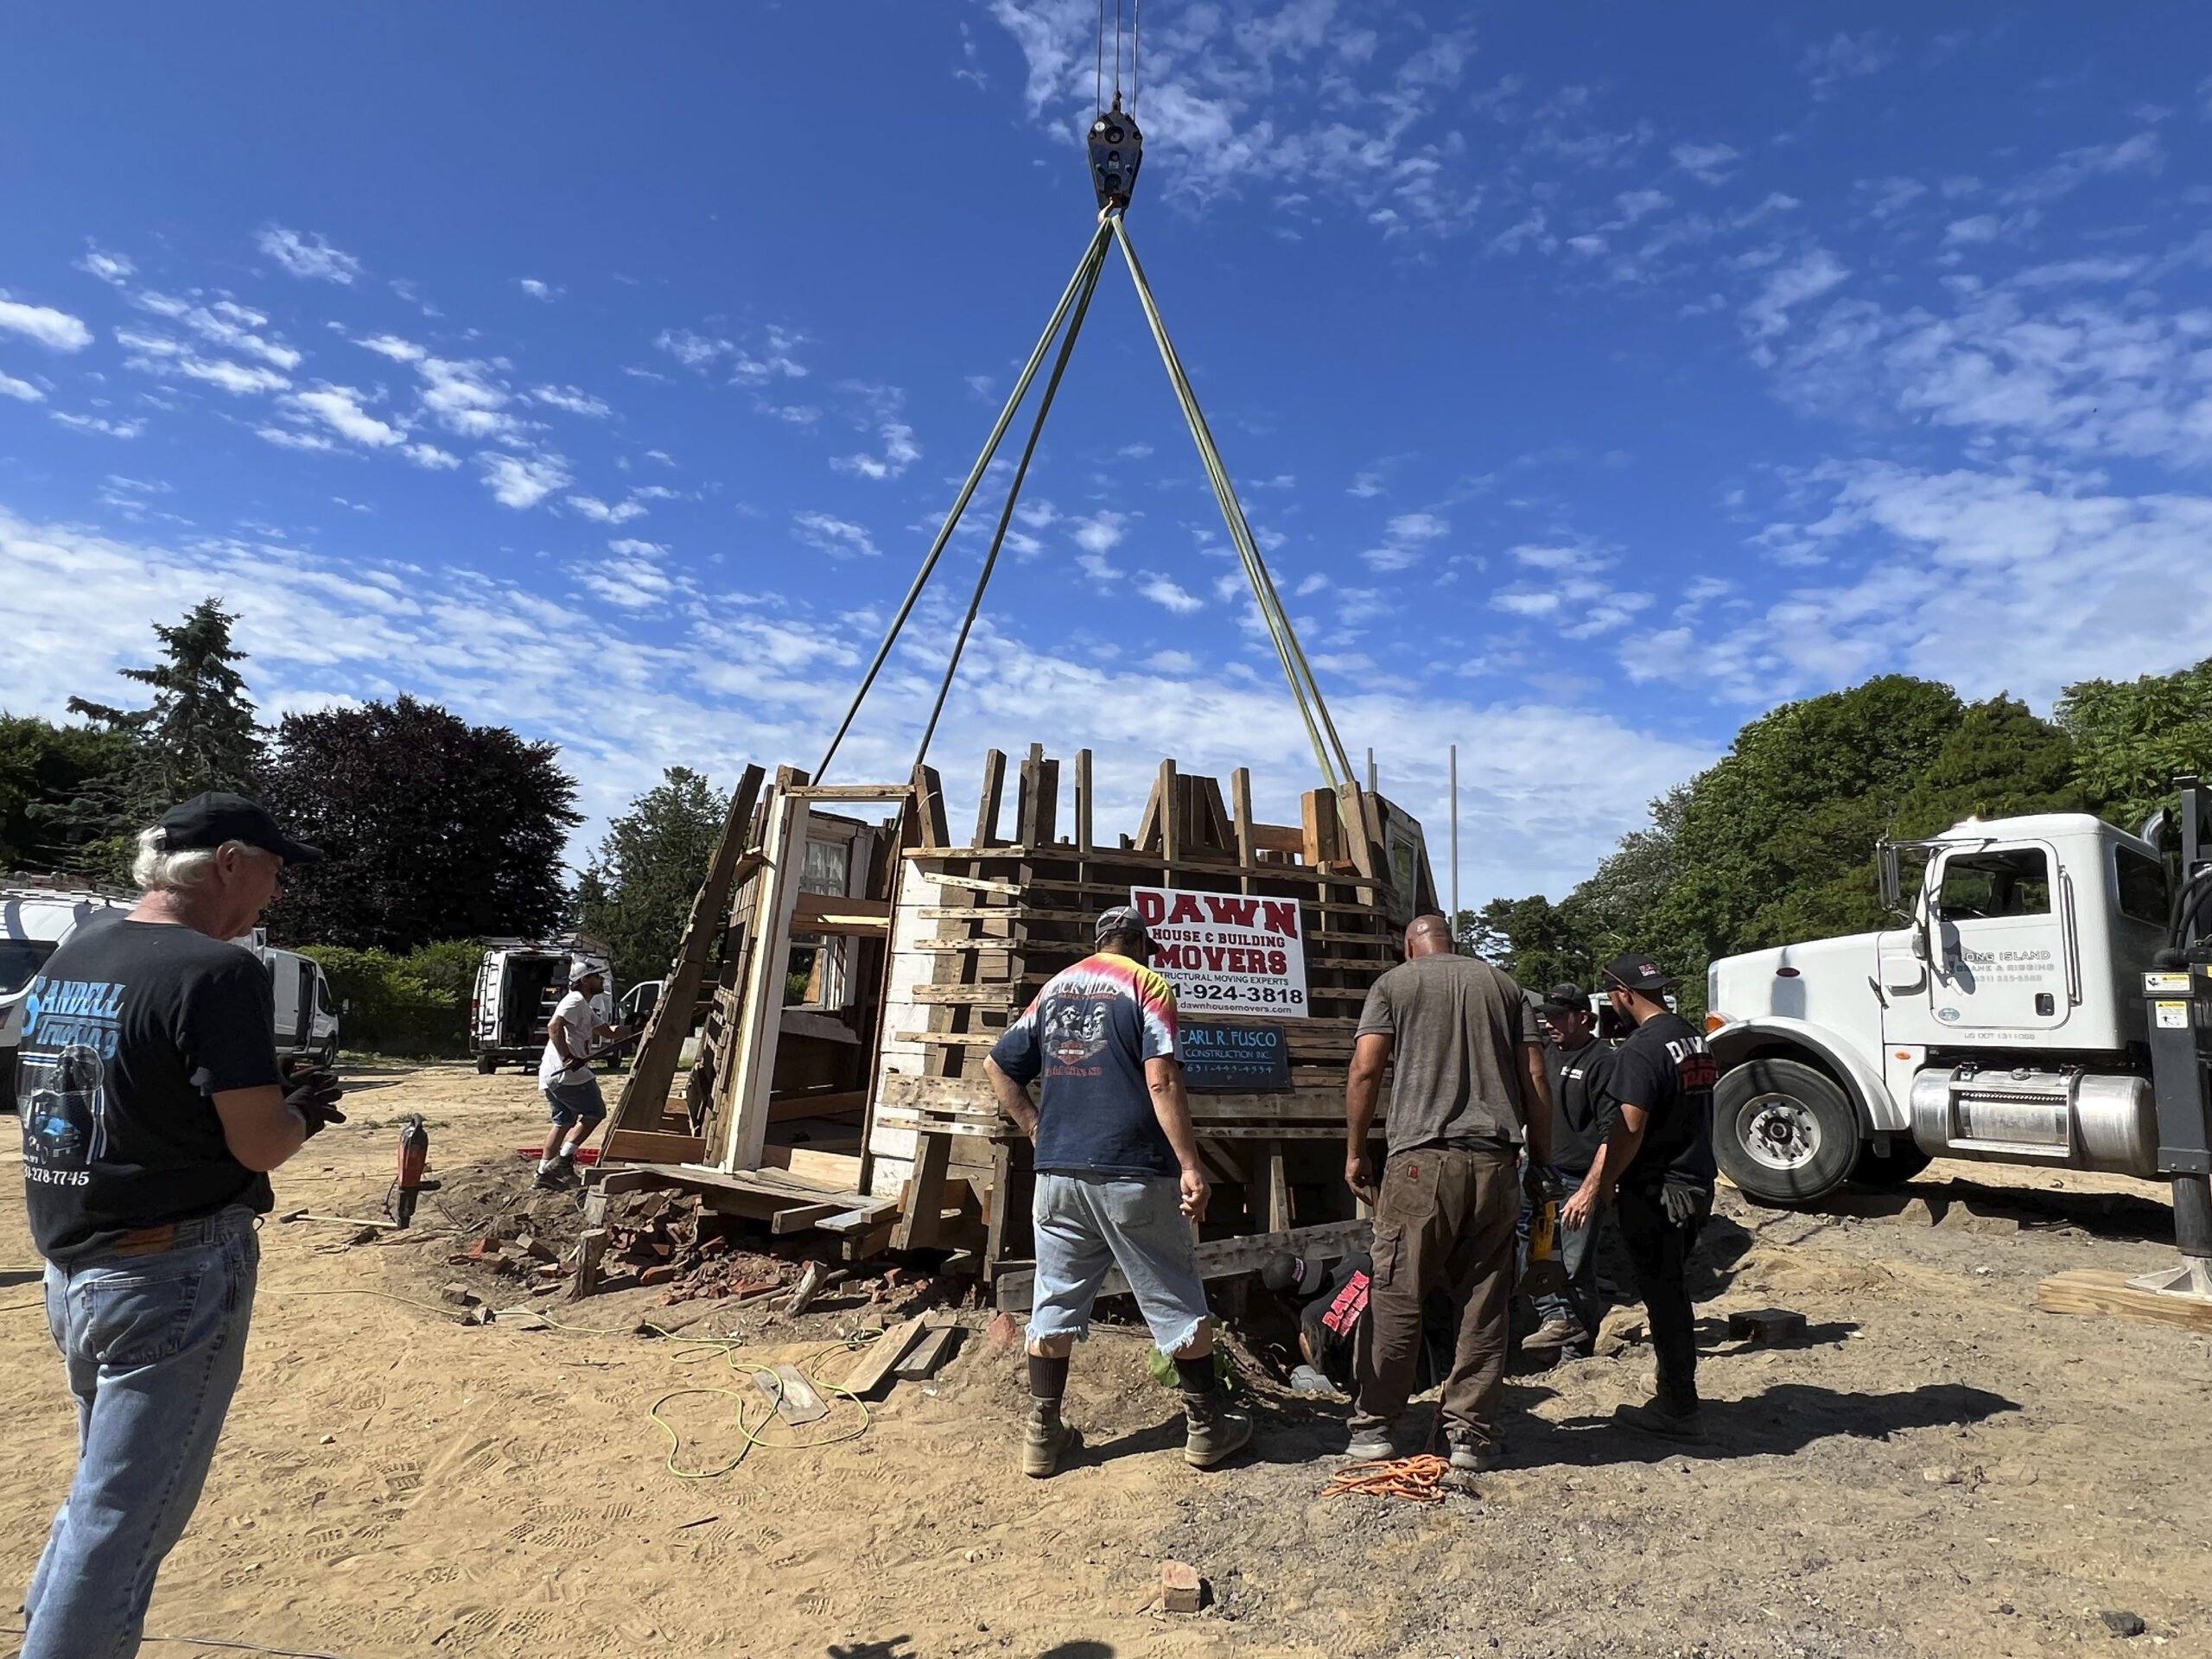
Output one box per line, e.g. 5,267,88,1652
1532,1201,1607,1339
1027,1172,1211,1353
25,1208,259,1659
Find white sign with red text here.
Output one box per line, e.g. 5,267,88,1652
1130,885,1309,1019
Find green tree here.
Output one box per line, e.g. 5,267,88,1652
48,599,266,879
1891,695,2084,838
576,766,732,988
0,715,138,873
259,696,581,951
2056,657,2212,833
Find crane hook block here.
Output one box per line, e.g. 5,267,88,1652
1088,96,1144,213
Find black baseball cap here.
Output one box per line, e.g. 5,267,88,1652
154,791,324,865
1094,905,1154,953
1260,1253,1327,1297
1539,982,1591,1014
1601,952,1674,993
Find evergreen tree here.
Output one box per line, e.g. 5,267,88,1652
0,715,139,874
46,598,267,881
576,767,733,989
258,696,581,951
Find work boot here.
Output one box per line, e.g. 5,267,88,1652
1445,1427,1503,1472
1526,1316,1584,1351
1342,1418,1395,1461
1182,1391,1253,1469
533,1163,565,1192
1021,1398,1078,1478
1615,1398,1707,1444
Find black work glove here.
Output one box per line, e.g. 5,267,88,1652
284,1065,347,1138
1522,1158,1564,1203
1659,1178,1711,1230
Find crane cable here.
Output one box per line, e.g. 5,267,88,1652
1109,213,1352,787
815,218,1115,783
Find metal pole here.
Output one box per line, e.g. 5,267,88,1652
1367,747,1378,796
1449,742,1459,927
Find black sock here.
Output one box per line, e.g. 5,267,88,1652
1027,1353,1070,1401
1173,1355,1217,1396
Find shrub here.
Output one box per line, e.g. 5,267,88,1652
302,940,483,1059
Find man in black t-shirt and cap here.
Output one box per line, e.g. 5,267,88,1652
1563,952,1718,1443
1526,983,1616,1357
16,791,342,1659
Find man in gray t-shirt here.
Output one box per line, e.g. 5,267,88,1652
1343,914,1551,1471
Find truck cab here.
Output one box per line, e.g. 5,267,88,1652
1707,813,2170,1205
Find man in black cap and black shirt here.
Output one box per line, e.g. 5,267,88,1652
16,791,343,1659
1526,983,1615,1357
1563,952,1718,1442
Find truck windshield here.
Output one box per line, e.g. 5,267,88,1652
0,938,57,995
1936,848,2050,920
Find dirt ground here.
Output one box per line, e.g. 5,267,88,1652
4,1061,2211,1659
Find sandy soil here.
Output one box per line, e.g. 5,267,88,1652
4,1061,2210,1659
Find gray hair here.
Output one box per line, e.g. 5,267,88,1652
132,829,261,893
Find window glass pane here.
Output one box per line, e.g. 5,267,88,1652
0,938,55,994
2115,846,2169,926
1936,848,2051,919
801,839,849,896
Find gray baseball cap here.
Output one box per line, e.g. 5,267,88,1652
1094,905,1154,952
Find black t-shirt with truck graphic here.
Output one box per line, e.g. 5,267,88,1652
17,918,281,1262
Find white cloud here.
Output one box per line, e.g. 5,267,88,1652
1360,510,1448,571
1076,552,1123,582
50,412,143,438
531,384,611,417
518,278,557,301
1670,141,1740,185
1070,512,1128,555
569,493,648,524
286,385,404,448
1627,462,2212,710
358,334,426,364
1138,575,1205,613
478,451,570,509
0,295,92,352
76,248,135,284
2004,131,2164,205
833,421,921,480
134,292,301,369
0,370,42,403
1798,30,1895,96
1943,214,2001,245
116,328,289,395
257,425,337,454
793,511,880,558
404,442,461,470
256,226,363,283
1738,249,1849,359
1148,649,1198,673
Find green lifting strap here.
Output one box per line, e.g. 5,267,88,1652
815,213,1355,795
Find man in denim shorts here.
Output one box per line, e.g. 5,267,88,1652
985,906,1253,1477
535,963,629,1189
17,793,345,1658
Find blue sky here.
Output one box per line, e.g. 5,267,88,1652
3,4,2209,906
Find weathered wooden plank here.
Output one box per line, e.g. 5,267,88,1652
2037,1269,2212,1332
605,1128,709,1165
836,1316,929,1396
995,1218,1372,1311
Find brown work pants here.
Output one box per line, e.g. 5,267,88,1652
1352,1145,1518,1443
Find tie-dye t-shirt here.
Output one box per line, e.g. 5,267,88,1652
989,950,1182,1179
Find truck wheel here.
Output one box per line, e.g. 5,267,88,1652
1850,1141,1932,1189
476,1054,498,1074
1714,1058,1858,1206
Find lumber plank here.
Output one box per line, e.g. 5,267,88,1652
2036,1269,2212,1332
605,1129,709,1165
837,1316,929,1395
995,1218,1371,1312
768,1090,868,1122
757,1145,865,1188
893,1323,960,1379
770,1202,846,1235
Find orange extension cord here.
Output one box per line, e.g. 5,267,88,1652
1321,1453,1453,1503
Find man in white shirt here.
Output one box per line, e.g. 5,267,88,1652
535,963,629,1189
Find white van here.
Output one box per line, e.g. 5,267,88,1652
261,946,340,1067
470,938,615,1073
2,885,131,1109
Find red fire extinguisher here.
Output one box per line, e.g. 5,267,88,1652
391,1115,435,1227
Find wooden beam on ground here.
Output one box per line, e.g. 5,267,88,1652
994,1217,1370,1312
836,1315,930,1396
605,1129,708,1166
2037,1268,2212,1332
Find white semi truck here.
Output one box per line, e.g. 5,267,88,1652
1705,780,2212,1301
